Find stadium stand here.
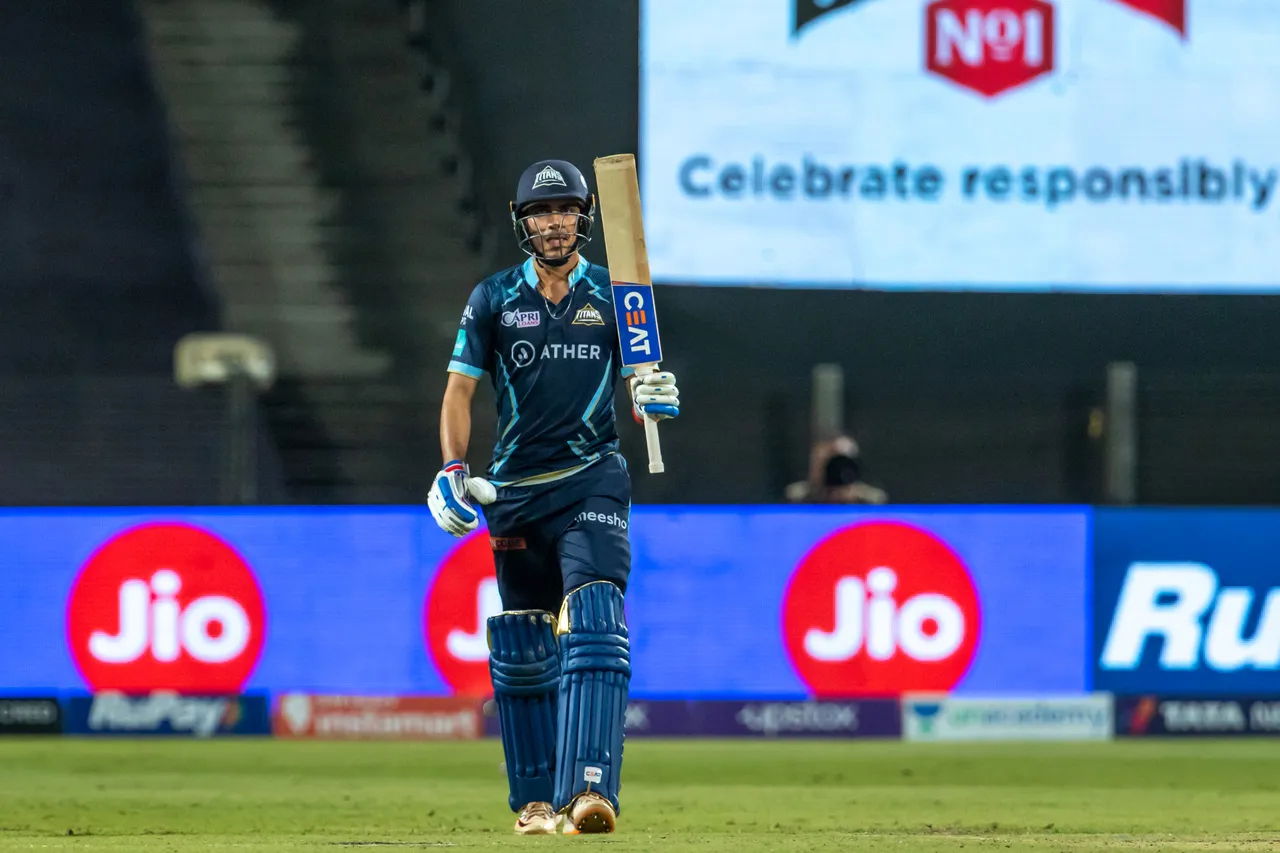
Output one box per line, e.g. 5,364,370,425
141,0,491,502
0,0,285,504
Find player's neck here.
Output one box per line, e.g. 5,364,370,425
534,253,579,303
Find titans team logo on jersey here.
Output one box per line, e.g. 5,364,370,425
572,303,606,326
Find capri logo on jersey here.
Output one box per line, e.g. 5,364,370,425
501,309,541,329
424,532,502,696
782,522,981,696
66,523,266,693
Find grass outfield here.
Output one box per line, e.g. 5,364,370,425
0,738,1277,851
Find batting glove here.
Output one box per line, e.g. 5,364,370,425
631,370,680,422
427,461,496,537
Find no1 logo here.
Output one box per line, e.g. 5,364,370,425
926,0,1055,97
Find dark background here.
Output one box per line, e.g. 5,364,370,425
0,0,1274,506
430,0,1280,504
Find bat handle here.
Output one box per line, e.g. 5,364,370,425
643,413,664,474
634,363,665,474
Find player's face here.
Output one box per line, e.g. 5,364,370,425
522,202,582,260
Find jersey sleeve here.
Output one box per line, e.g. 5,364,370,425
446,282,495,379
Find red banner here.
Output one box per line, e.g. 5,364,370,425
1112,0,1185,36
273,695,484,740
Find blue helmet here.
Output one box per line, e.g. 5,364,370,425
510,159,596,263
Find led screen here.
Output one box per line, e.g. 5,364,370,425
641,0,1280,292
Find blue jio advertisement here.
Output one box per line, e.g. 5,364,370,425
1095,509,1280,695
0,507,1089,698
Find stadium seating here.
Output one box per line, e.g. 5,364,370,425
0,1,284,504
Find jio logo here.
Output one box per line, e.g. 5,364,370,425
782,521,981,696
423,532,502,696
66,523,266,693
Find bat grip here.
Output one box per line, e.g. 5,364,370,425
634,363,665,474
643,413,664,474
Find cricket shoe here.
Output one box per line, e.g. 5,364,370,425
560,791,616,835
513,801,558,835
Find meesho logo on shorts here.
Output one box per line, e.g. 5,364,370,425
782,522,981,696
66,523,266,693
424,532,502,696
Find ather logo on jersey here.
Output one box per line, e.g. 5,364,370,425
510,340,536,368
509,341,604,369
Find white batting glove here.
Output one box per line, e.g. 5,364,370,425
631,370,680,422
427,461,496,538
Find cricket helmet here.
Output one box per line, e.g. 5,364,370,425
510,159,596,263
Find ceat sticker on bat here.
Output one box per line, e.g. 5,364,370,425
611,282,663,367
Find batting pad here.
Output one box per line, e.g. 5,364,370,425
488,610,560,811
553,581,631,813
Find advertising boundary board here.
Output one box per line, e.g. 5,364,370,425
1115,695,1280,736
2,505,1089,698
62,693,271,737
903,694,1114,741
1094,508,1280,696
0,697,62,734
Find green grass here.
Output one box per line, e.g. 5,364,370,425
0,738,1278,851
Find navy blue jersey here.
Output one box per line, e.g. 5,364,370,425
447,256,631,484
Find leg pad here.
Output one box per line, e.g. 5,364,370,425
489,610,559,811
553,581,630,813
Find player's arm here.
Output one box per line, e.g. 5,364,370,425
428,289,497,537
440,371,478,463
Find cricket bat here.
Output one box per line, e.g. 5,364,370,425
593,153,666,474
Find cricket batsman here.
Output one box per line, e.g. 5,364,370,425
427,159,680,834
